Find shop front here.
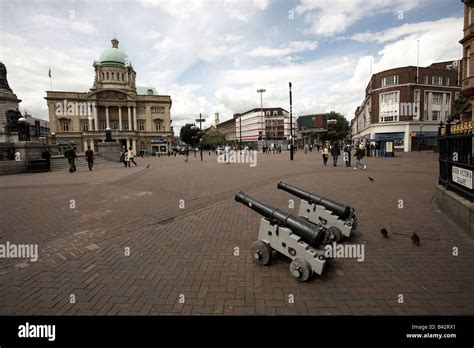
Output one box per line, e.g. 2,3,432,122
410,131,438,151
150,138,167,155
375,132,405,156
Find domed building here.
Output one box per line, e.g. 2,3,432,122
45,38,173,155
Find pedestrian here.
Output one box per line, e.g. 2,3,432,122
304,143,308,154
41,147,51,171
65,144,77,173
344,144,351,167
354,145,367,170
322,144,329,166
331,142,340,167
120,146,127,167
85,145,94,171
128,147,137,166
184,147,189,162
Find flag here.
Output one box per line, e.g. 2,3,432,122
48,68,51,78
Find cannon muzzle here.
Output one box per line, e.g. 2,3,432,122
277,181,352,219
235,191,330,248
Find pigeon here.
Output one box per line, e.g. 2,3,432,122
411,232,420,246
146,164,150,168
368,176,374,181
380,228,388,238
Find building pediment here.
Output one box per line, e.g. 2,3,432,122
87,89,136,101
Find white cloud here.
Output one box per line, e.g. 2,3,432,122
30,14,97,34
246,41,318,57
296,0,424,37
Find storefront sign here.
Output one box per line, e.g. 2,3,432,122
386,142,393,152
452,166,473,189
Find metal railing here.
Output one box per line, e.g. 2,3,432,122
438,120,474,201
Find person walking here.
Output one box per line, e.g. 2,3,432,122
354,145,367,170
41,147,51,171
331,142,340,167
322,144,329,166
65,144,77,173
120,145,128,167
184,147,189,162
127,147,137,166
85,145,94,171
224,144,230,164
343,144,351,167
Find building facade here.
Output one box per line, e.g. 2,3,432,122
351,62,460,151
234,107,295,146
216,117,236,143
45,38,173,155
460,0,474,122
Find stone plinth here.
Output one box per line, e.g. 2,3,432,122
97,142,121,162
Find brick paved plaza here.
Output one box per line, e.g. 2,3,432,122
0,151,473,315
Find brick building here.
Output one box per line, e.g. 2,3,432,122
351,61,460,152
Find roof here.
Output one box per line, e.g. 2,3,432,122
136,87,158,95
98,48,129,65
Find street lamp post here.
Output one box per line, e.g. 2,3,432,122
289,82,294,161
239,116,242,150
195,113,206,161
419,123,424,152
257,89,266,148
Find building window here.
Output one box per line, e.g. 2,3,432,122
82,121,89,131
432,76,443,85
273,110,278,117
101,121,107,130
432,93,442,104
380,91,399,123
62,120,70,132
424,76,429,84
432,110,440,121
466,47,471,78
265,111,270,116
469,7,472,26
446,77,450,86
138,120,145,131
151,106,165,113
112,121,119,130
382,75,398,87
455,92,460,100
414,89,420,118
155,119,162,131
123,120,129,130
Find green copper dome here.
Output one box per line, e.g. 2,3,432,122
97,38,129,65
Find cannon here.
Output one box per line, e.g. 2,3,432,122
235,191,335,281
277,181,357,241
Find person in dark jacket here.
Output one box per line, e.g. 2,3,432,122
354,145,367,170
331,142,340,167
343,144,351,168
41,147,51,171
85,146,94,171
65,145,77,173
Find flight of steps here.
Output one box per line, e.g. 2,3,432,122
50,154,117,171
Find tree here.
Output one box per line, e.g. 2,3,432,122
321,111,350,142
201,130,225,149
453,94,467,120
180,123,200,146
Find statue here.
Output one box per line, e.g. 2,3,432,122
0,62,13,92
6,109,21,132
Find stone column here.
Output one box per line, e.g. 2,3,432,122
133,106,137,131
118,106,123,131
84,139,88,153
88,103,93,131
132,138,137,151
105,106,110,129
94,104,99,131
126,138,131,148
128,106,132,131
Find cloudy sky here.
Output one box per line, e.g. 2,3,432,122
0,0,463,134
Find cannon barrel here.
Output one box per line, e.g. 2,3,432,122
277,181,351,219
235,191,329,248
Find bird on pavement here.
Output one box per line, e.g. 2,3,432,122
368,176,374,181
146,164,150,168
380,228,388,238
411,232,421,246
